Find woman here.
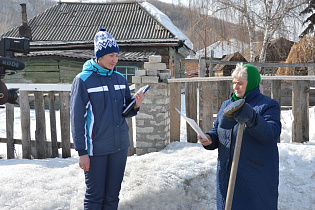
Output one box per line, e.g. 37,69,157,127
199,63,281,210
70,28,145,209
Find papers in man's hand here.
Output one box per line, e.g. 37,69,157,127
175,108,207,140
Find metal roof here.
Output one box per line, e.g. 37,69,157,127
2,2,177,45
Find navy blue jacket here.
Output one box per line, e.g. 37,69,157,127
205,87,281,210
70,59,138,156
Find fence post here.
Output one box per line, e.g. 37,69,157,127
199,59,206,77
209,50,214,77
185,82,197,143
271,80,281,106
170,82,181,142
48,91,59,158
126,117,135,156
34,91,47,159
292,80,309,143
59,91,71,158
217,81,231,110
200,81,214,132
19,91,31,159
308,66,315,75
6,104,14,159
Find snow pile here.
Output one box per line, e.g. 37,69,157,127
0,106,314,209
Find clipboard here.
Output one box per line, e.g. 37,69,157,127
122,85,150,116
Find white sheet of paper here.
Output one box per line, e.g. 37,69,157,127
175,108,208,140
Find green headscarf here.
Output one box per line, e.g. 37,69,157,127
231,64,261,101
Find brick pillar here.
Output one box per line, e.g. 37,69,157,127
132,55,171,155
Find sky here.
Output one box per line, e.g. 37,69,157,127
0,95,314,209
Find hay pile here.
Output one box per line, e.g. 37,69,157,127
277,36,315,75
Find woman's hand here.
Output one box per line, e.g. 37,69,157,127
198,134,212,146
79,154,90,171
134,92,145,109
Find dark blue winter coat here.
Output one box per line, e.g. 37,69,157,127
70,58,138,157
204,86,281,210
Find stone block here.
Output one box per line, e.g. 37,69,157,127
132,76,141,83
141,76,159,83
158,72,171,82
136,141,154,147
136,70,146,76
136,127,154,133
146,69,158,76
136,148,145,156
149,55,162,63
148,148,158,153
144,62,167,71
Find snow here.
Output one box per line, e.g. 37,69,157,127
141,2,193,50
0,104,315,209
188,38,249,59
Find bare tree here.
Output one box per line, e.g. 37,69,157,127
299,0,315,38
214,0,308,63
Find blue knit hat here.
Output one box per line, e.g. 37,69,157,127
94,28,119,59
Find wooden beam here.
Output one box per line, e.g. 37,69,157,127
0,138,74,149
292,80,309,143
6,104,14,159
19,91,32,159
205,60,315,68
59,91,71,158
185,82,197,143
34,91,47,159
168,75,315,83
48,91,59,158
170,82,181,142
200,81,214,132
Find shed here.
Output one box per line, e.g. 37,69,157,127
213,52,247,76
241,37,294,75
1,1,193,84
242,37,294,62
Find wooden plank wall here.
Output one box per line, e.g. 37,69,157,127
3,59,84,84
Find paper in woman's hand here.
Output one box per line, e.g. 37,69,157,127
175,108,207,140
122,85,150,116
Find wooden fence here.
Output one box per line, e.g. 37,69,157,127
168,75,315,145
1,74,315,159
1,84,72,159
0,84,135,159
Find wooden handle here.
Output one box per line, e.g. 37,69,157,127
225,122,245,210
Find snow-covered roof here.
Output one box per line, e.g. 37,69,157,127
141,2,193,50
188,39,248,59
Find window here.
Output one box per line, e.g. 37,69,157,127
116,66,138,84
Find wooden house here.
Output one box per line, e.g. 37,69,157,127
213,52,247,76
1,2,193,84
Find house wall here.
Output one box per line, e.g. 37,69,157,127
4,45,186,84
168,47,185,78
3,58,84,84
